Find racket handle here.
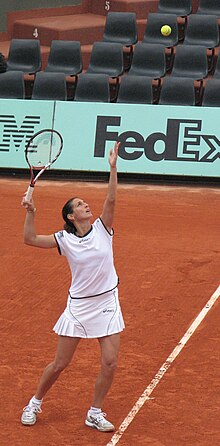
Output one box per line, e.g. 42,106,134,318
25,185,34,202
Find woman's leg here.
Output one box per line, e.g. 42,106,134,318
92,332,120,408
35,335,81,400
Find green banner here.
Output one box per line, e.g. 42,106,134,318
0,98,220,177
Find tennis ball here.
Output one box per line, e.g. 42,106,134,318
161,25,171,36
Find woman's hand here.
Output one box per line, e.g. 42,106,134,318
21,194,36,213
108,141,120,168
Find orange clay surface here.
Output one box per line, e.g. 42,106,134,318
1,177,220,446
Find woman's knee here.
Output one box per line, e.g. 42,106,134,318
102,356,118,375
52,358,70,374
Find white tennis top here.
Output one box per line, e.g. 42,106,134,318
54,218,118,299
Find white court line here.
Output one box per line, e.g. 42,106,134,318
106,285,220,446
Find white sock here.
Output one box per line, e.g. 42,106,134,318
30,396,42,406
89,406,101,414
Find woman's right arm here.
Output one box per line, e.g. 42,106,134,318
22,198,57,249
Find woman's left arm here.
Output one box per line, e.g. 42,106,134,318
100,142,120,232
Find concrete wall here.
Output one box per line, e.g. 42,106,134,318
0,0,82,32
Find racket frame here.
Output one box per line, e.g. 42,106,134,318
25,128,63,201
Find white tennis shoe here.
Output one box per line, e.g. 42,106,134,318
21,403,42,426
85,411,115,432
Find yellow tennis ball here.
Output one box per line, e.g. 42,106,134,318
161,25,171,36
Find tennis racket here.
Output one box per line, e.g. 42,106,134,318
25,129,63,201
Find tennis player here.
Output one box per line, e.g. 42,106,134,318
21,141,125,432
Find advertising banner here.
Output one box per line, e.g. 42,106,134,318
0,99,220,177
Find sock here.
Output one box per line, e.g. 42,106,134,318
89,406,101,414
30,396,42,407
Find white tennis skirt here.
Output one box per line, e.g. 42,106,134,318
53,287,125,338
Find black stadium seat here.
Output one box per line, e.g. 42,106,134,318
128,43,166,81
159,76,195,105
0,71,25,99
74,73,110,102
31,72,67,100
158,0,192,17
142,13,179,48
6,39,41,74
202,78,220,106
196,0,220,17
117,75,153,104
183,14,219,50
44,40,82,77
171,45,208,81
86,42,124,78
102,12,138,46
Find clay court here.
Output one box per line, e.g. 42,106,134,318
1,177,220,446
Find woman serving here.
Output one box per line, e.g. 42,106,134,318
21,141,125,432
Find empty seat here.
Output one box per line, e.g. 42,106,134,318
128,43,166,80
74,74,110,102
158,0,192,16
6,39,41,74
171,45,208,80
196,0,220,17
44,40,82,76
142,13,179,48
183,14,219,49
159,76,195,105
117,75,153,104
86,42,124,78
0,71,25,99
102,12,138,46
31,72,67,100
202,78,220,106
0,52,7,73
213,53,220,78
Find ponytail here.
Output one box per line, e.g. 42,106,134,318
62,197,77,234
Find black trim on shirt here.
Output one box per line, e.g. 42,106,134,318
99,217,114,236
54,233,61,255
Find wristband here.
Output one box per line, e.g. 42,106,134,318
27,208,36,214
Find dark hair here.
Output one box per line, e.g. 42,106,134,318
62,197,77,233
0,53,7,73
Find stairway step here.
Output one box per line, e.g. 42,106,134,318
12,13,106,46
90,0,159,19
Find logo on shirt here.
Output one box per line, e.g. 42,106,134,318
78,238,90,243
57,231,64,239
103,309,114,313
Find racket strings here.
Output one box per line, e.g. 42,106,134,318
26,131,62,168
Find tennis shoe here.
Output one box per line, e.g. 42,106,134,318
21,403,42,426
85,411,115,432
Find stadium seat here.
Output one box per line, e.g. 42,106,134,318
202,78,220,106
44,40,82,76
159,76,195,105
142,13,179,48
127,43,166,82
86,42,124,78
6,39,41,74
74,73,110,102
158,0,192,16
102,12,138,46
102,12,138,69
171,45,208,80
196,0,220,17
183,14,219,50
0,71,25,99
31,72,67,100
117,75,153,104
213,53,220,78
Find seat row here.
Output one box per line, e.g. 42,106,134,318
0,70,220,107
2,39,220,83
